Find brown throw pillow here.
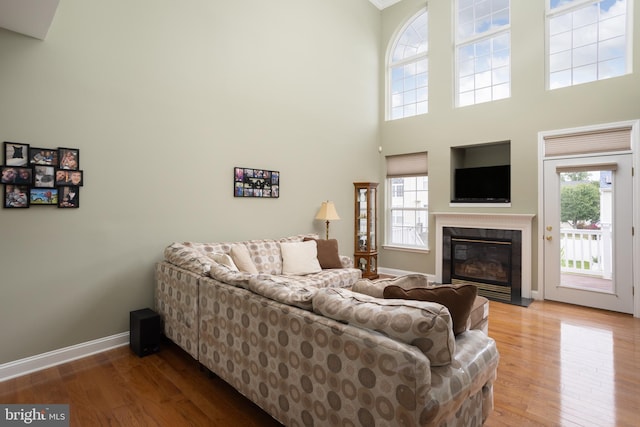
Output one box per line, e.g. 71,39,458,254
303,237,343,269
383,284,478,335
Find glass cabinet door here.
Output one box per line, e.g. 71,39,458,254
357,188,368,250
354,182,378,279
369,186,376,251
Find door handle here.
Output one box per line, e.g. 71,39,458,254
546,235,552,241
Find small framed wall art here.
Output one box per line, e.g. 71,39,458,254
29,147,58,166
58,186,80,208
3,185,29,208
1,166,32,185
4,142,29,167
58,147,79,170
234,167,279,198
55,170,83,186
30,188,58,206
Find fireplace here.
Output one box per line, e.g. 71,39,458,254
434,213,535,306
443,228,521,303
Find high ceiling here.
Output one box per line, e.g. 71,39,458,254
369,0,403,10
0,0,59,40
0,0,399,41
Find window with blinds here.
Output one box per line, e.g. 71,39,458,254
385,152,429,250
543,126,631,157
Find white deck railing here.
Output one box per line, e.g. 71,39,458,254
560,228,612,279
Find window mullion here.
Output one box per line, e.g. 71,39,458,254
390,52,428,68
547,0,599,15
456,25,511,47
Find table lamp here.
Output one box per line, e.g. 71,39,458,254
315,201,340,240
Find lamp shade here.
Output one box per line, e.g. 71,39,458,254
315,201,340,221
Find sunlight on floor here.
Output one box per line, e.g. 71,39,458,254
561,322,614,426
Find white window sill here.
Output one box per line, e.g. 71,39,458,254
382,245,430,254
449,202,511,208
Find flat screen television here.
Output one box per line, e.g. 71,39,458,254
453,165,510,203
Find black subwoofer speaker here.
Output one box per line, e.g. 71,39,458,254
130,308,161,357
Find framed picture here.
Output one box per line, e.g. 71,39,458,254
34,165,56,188
1,166,33,185
29,147,58,166
30,188,58,206
55,169,83,186
58,186,80,208
58,147,79,170
4,141,30,167
1,142,84,209
3,185,29,208
233,167,279,198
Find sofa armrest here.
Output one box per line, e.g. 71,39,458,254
154,261,200,360
469,296,489,334
339,255,353,268
313,287,455,366
163,242,212,276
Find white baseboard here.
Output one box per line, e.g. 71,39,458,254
0,332,130,382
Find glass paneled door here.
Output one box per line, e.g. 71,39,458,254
542,154,633,313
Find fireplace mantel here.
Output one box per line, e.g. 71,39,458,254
433,212,535,298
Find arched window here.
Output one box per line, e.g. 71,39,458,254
388,9,428,121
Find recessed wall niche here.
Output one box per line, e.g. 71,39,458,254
450,141,511,205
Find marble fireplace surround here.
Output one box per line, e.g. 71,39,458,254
434,212,535,299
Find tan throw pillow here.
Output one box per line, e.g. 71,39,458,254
230,244,259,274
383,284,478,336
303,237,342,269
280,241,322,275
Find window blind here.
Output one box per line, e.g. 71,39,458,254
556,163,618,173
543,127,631,157
386,152,428,177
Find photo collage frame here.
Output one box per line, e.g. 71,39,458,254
234,167,279,198
2,142,83,208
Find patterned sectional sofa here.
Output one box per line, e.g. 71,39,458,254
155,234,500,427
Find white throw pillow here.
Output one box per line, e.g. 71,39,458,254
210,252,239,272
230,244,259,274
280,241,322,275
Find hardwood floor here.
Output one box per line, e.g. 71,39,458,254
1,300,639,426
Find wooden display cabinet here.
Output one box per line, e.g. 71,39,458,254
354,182,378,279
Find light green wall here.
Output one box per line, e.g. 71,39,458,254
3,0,639,366
379,1,640,282
0,0,381,364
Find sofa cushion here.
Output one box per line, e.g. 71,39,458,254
383,284,477,336
209,252,239,272
313,288,455,366
303,237,343,269
281,241,322,275
208,262,253,289
164,242,214,275
352,273,431,298
245,239,283,274
247,274,319,310
230,244,259,274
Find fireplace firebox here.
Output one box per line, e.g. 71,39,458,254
443,227,525,304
